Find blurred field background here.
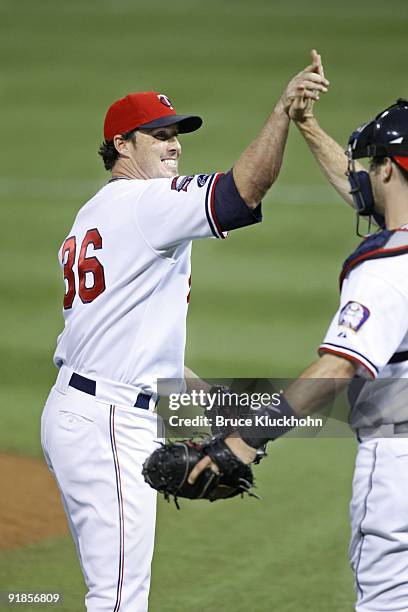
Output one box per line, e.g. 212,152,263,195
1,0,407,609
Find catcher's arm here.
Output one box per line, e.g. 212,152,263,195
292,109,359,207
232,49,329,209
189,354,355,484
289,52,364,208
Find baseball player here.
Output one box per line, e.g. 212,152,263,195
190,83,408,609
289,93,408,612
40,56,329,611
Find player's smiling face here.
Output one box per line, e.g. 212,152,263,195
130,125,181,179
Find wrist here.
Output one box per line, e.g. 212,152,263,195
225,435,257,463
295,115,319,130
274,97,288,117
239,396,298,448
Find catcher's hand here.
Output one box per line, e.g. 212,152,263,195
279,48,329,115
289,49,326,123
142,435,258,508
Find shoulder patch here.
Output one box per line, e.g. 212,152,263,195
338,301,370,332
197,174,210,188
171,175,194,192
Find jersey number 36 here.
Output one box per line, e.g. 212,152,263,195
62,228,106,309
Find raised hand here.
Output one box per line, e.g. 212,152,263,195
289,49,327,122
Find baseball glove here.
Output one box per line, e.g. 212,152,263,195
142,435,258,508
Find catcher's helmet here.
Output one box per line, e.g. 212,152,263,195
346,99,408,234
349,98,408,162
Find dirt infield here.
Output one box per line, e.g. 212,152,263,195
0,453,68,551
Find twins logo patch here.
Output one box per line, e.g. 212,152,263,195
197,174,210,188
338,301,370,332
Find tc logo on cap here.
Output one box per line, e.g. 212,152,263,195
158,94,173,109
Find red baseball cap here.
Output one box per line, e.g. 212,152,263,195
394,156,408,172
103,92,202,141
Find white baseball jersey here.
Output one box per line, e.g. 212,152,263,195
43,169,260,611
319,230,408,428
325,230,408,612
54,173,225,394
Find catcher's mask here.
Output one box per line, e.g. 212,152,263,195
346,98,408,236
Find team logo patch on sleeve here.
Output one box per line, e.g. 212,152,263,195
197,174,210,188
171,175,194,192
338,301,370,332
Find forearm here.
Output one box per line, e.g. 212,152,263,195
233,101,290,209
295,117,361,207
232,53,329,209
239,354,355,448
284,354,356,416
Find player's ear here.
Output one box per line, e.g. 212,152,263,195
113,134,130,156
383,157,393,183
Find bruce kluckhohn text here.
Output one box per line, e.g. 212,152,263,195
167,414,323,429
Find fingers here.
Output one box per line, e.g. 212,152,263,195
288,89,308,121
306,71,328,85
317,55,325,80
317,51,326,79
289,85,320,102
304,90,320,101
303,72,329,89
292,72,328,96
293,87,307,108
302,82,327,94
282,54,329,115
311,48,326,79
188,456,219,485
292,71,328,103
311,48,320,71
288,85,317,122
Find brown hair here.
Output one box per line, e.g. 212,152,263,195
98,128,138,171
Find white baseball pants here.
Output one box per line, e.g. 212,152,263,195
349,437,408,611
41,373,162,611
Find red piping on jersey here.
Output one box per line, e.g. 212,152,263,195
319,346,376,380
210,173,225,239
110,406,125,611
340,242,408,289
187,274,191,304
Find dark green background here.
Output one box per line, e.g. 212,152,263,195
1,0,407,609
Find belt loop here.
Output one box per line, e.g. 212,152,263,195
55,365,74,394
150,393,159,412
